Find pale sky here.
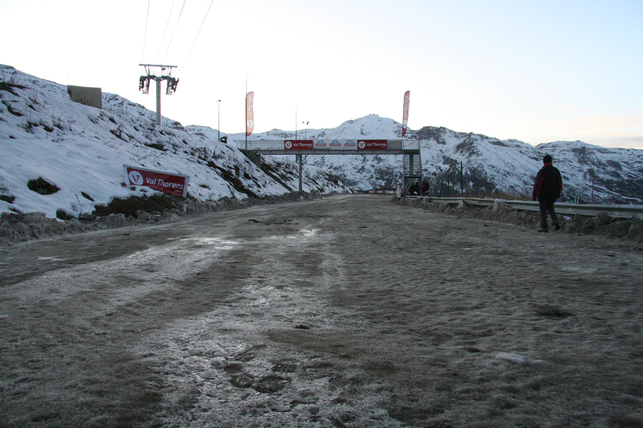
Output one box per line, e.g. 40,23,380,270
2,0,642,149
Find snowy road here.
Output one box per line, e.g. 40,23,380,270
1,194,642,427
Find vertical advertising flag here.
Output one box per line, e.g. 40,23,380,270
246,91,255,136
402,91,410,137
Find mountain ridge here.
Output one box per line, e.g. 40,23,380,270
2,64,642,223
230,115,643,204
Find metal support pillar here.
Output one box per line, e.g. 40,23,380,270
403,150,422,194
297,154,303,192
155,78,162,126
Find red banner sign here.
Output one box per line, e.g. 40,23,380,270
357,140,388,150
284,140,314,150
402,90,410,137
123,165,189,198
246,91,255,137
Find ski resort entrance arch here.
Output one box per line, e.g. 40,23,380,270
243,139,421,192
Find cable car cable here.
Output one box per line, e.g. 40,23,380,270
180,0,215,76
141,0,151,62
156,0,177,63
162,0,187,63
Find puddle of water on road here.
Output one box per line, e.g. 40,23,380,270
182,237,239,250
37,256,67,262
299,229,318,238
562,266,598,275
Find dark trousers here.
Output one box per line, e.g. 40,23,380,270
539,200,559,230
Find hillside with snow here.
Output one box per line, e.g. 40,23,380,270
2,63,642,223
0,65,346,220
414,126,643,203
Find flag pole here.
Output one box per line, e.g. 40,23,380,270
245,74,248,151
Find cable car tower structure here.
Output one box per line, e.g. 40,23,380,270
138,64,179,126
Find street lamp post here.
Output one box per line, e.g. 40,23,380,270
298,121,309,194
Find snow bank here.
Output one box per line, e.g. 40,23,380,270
0,192,328,245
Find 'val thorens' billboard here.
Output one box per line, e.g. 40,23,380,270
124,165,189,198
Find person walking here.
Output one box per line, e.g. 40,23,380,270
532,154,563,232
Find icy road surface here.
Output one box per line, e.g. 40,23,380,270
1,195,642,427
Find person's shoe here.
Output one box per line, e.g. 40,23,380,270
554,223,561,231
538,228,549,233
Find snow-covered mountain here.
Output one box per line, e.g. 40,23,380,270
2,63,642,223
235,115,643,204
411,126,643,204
0,65,347,220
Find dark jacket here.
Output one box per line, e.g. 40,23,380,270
533,163,562,203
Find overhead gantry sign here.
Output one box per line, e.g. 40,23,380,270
245,139,417,155
242,139,421,193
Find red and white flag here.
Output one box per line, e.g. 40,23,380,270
246,91,255,136
402,91,410,137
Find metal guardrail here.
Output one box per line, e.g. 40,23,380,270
419,197,643,219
